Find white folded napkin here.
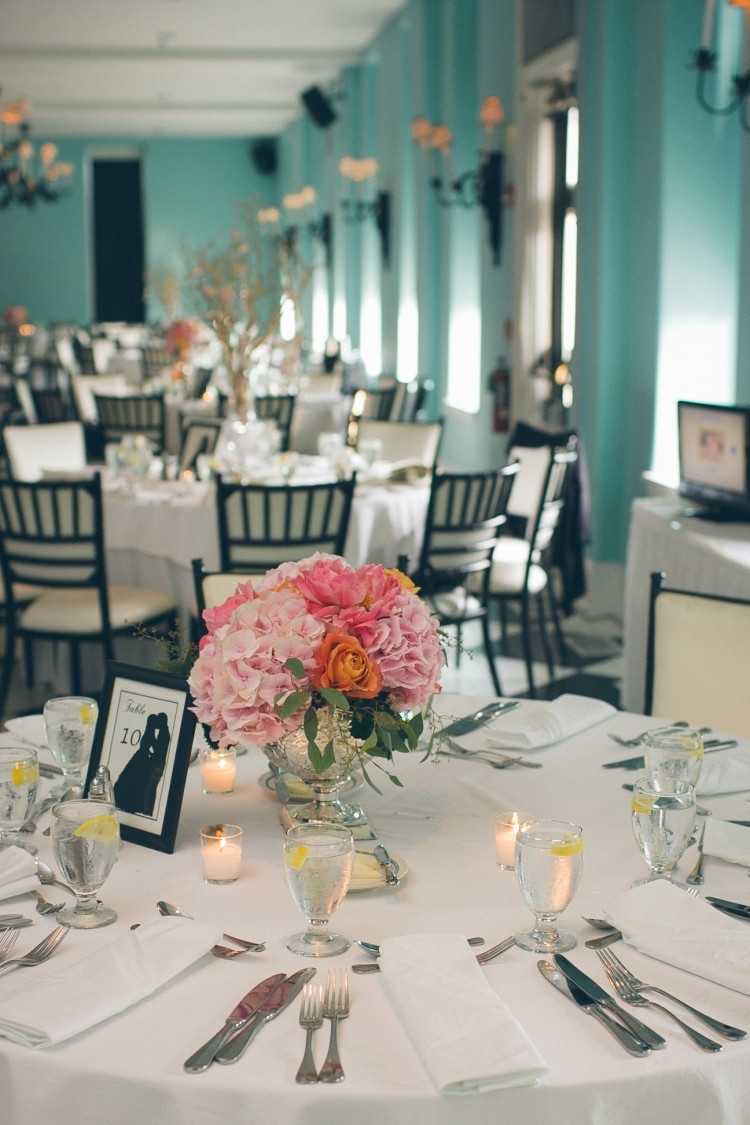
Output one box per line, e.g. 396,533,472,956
378,934,546,1094
0,915,221,1048
0,847,39,902
697,754,750,795
486,694,616,751
3,715,47,752
603,880,750,996
702,819,750,866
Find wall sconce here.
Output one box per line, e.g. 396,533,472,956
411,95,509,266
338,157,391,266
258,187,332,265
693,0,750,131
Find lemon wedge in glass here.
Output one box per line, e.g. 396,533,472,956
285,845,309,869
74,814,118,843
11,762,39,787
550,833,584,856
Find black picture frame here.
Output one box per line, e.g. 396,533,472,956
85,661,196,854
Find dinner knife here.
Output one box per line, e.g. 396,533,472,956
537,960,651,1056
705,896,750,920
215,967,316,1064
183,972,287,1073
373,844,399,885
603,740,738,770
442,699,520,736
553,954,667,1049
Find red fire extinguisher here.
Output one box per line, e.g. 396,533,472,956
489,357,510,433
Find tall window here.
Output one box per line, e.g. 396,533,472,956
549,101,578,414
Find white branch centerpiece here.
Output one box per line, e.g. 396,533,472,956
188,553,446,822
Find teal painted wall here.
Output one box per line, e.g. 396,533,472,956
0,137,277,324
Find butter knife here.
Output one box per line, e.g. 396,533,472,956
442,699,520,736
373,844,399,885
183,972,287,1072
538,960,651,1055
215,967,316,1063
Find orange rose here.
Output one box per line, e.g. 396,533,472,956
311,632,382,699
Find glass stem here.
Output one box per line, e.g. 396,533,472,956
75,892,98,914
305,917,330,941
531,912,559,943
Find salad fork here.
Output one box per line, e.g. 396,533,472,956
596,947,746,1041
319,970,349,1083
0,924,69,972
295,982,323,1084
32,889,65,915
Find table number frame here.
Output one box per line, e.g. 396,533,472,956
85,661,196,853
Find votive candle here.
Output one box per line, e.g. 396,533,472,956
199,746,237,794
495,810,533,869
200,823,243,884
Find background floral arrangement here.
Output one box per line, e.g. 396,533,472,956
188,553,446,787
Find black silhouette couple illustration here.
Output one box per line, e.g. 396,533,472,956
114,711,171,817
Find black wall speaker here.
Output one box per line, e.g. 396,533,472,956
250,138,277,175
301,85,337,129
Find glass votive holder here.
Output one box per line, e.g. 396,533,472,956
200,823,243,884
199,746,237,794
495,810,534,869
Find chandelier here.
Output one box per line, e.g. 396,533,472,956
0,95,74,209
693,0,750,131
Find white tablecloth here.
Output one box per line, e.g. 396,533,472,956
2,695,750,1124
102,476,430,622
622,496,750,711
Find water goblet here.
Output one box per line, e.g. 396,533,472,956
282,823,354,957
51,799,119,928
643,725,704,787
631,777,696,887
43,696,99,796
359,438,383,472
514,819,584,953
0,748,40,853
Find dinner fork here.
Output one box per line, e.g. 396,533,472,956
319,969,349,1083
0,924,69,973
0,928,21,962
596,947,746,1041
295,982,323,1084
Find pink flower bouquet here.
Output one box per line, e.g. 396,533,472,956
188,553,445,783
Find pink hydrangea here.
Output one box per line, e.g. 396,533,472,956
188,553,445,750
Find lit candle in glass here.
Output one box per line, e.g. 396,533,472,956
495,810,533,869
200,824,243,884
199,747,237,794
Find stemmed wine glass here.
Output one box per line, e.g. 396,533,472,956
514,819,584,953
51,799,119,928
282,823,354,957
631,777,696,887
43,696,99,796
0,748,40,853
643,726,704,787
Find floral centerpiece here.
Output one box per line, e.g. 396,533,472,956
188,553,445,794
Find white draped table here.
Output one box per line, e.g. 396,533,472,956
1,695,750,1125
102,475,430,628
622,496,750,712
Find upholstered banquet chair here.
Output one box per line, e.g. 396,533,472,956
645,570,750,737
191,557,262,640
406,462,520,697
3,421,88,481
354,417,443,469
215,476,356,573
0,475,176,715
484,447,578,697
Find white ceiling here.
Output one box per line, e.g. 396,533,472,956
0,0,406,138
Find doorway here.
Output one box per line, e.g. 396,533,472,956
91,154,145,323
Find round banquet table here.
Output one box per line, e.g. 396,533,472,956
1,694,749,1125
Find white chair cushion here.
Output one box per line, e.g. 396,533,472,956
20,586,175,635
484,537,548,596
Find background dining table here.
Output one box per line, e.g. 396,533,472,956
102,470,431,628
0,693,749,1124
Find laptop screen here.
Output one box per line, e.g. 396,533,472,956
678,401,747,499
